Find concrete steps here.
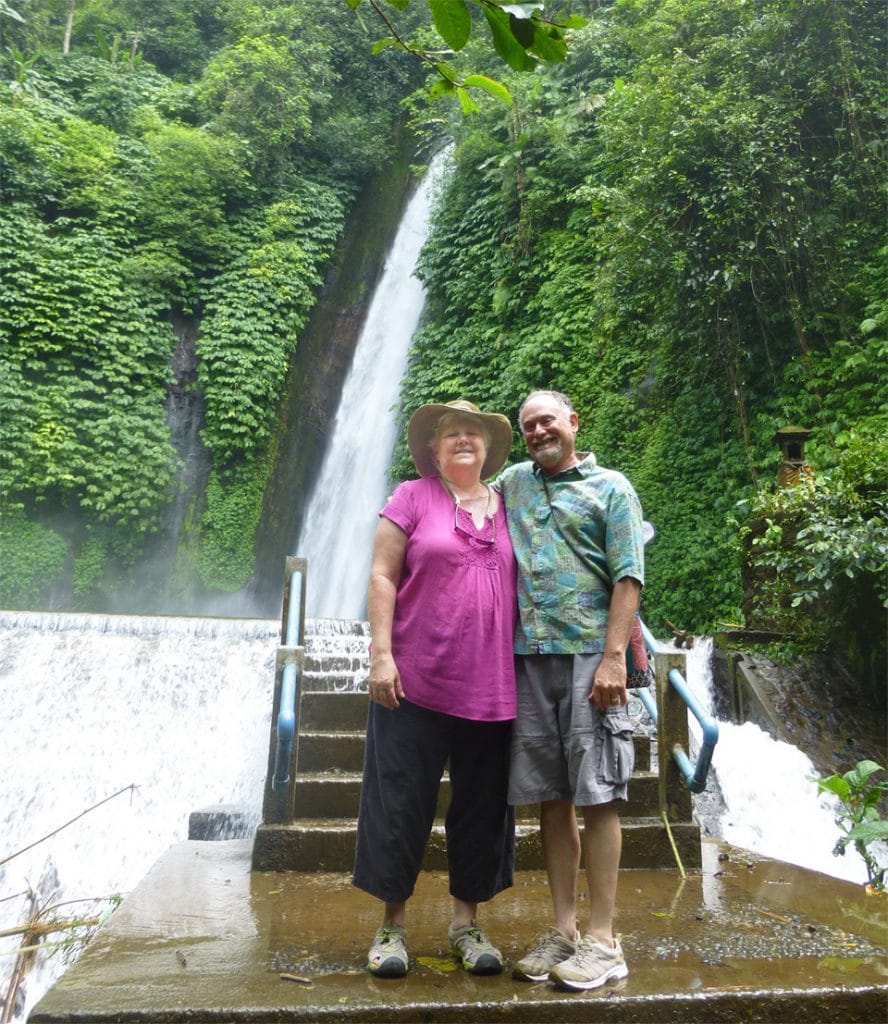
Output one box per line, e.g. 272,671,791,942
289,770,663,819
253,621,702,872
252,818,702,873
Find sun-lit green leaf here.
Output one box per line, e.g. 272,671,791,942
456,86,480,115
463,73,513,106
429,0,471,51
428,77,456,102
371,36,401,55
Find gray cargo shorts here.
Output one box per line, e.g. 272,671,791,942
508,653,635,807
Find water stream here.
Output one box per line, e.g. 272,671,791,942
0,614,875,1020
683,638,872,884
0,611,277,1022
295,148,451,619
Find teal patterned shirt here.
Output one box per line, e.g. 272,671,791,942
497,453,645,654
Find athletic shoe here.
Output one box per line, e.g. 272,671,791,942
513,926,578,982
366,924,408,977
448,921,503,975
549,935,628,990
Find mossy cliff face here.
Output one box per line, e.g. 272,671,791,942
246,130,419,615
0,129,418,617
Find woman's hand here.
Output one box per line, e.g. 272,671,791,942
368,651,404,709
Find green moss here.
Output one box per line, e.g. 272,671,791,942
0,507,68,608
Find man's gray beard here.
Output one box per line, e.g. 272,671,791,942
533,440,563,470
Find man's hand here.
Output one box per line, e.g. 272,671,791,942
589,577,641,711
589,651,627,711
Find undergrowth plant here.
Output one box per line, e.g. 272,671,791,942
814,760,888,893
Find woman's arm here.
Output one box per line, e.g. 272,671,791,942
367,517,408,709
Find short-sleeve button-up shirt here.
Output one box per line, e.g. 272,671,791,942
498,453,645,654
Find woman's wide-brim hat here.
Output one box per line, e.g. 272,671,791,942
407,400,513,479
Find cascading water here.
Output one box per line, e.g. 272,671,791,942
0,611,277,1023
296,148,451,619
683,638,873,884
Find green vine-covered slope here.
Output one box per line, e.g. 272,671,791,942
0,0,420,608
1,1,884,688
390,0,886,681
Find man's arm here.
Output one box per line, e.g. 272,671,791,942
589,576,642,710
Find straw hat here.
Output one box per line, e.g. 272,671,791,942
407,400,513,479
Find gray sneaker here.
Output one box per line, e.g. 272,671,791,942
367,924,408,978
549,935,628,990
513,927,577,982
448,921,503,975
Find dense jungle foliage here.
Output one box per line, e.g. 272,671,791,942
1,0,885,689
388,0,886,687
0,0,421,604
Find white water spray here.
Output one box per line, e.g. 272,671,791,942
296,149,451,619
683,638,871,884
0,611,277,1022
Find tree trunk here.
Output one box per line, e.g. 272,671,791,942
62,0,75,55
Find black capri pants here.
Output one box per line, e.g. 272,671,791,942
353,698,515,905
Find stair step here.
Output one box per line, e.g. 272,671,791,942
294,728,652,773
299,691,369,731
297,731,366,772
290,771,663,820
252,818,701,873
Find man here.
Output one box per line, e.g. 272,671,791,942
497,389,644,991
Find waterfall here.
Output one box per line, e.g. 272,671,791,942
0,611,277,1022
683,638,872,884
296,149,451,619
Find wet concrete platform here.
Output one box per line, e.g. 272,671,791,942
30,838,888,1023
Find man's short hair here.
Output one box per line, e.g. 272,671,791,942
518,390,575,428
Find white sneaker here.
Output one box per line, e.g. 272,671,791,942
549,935,628,990
513,927,577,982
366,924,408,977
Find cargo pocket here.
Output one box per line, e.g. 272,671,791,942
598,707,635,784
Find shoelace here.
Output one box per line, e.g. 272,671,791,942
531,929,568,958
574,940,616,968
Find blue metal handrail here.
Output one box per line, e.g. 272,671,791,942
272,563,306,794
632,618,719,794
666,665,719,794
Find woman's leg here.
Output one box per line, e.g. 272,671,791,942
445,715,515,909
353,699,450,903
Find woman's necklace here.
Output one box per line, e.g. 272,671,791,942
439,475,490,506
438,476,494,533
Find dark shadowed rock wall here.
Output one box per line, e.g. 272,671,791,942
247,129,419,615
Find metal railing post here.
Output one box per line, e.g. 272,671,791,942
261,558,307,826
655,650,694,823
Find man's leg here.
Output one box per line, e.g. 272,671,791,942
548,799,627,989
580,800,622,947
512,797,580,981
541,798,581,939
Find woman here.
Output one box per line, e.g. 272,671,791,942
353,399,517,978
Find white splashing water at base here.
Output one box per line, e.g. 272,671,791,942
0,612,277,1022
683,637,872,884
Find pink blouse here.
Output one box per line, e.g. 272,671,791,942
380,477,517,721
